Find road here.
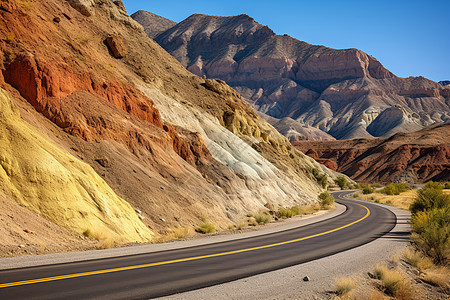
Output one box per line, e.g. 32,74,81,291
0,191,396,299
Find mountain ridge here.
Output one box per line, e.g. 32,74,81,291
134,12,450,141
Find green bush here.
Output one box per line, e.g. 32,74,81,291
249,212,272,224
424,181,445,190
195,222,216,234
277,206,302,219
319,192,334,208
445,182,450,189
410,187,450,214
362,185,374,194
312,168,328,188
334,176,347,190
411,207,449,265
382,183,409,195
410,184,450,265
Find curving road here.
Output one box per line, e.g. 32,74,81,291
0,191,396,300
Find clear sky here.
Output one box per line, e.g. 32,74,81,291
121,0,449,82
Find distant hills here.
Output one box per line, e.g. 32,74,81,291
133,12,450,141
294,123,450,183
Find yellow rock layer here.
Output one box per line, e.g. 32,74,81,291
0,88,153,243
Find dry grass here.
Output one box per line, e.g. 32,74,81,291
335,276,356,296
354,190,417,210
252,212,272,224
373,264,412,298
403,248,433,270
195,222,216,234
421,266,450,291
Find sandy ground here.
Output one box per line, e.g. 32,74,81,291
160,201,411,300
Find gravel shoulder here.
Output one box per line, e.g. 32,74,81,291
160,198,411,300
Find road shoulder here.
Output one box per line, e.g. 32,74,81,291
0,203,346,270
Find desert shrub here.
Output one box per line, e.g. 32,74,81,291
334,277,355,296
277,206,303,219
319,192,334,208
362,185,375,194
334,176,347,190
373,264,408,297
353,183,363,189
411,207,449,265
410,186,450,214
83,229,92,238
403,248,433,270
424,181,445,190
278,207,294,219
312,168,328,188
382,183,409,195
195,222,216,234
248,212,272,224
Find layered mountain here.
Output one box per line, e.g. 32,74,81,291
135,13,450,140
0,0,341,254
294,124,450,183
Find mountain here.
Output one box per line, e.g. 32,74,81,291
136,13,450,140
294,124,450,184
131,10,176,39
0,0,341,254
440,80,450,86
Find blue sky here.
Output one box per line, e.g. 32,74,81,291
122,0,449,82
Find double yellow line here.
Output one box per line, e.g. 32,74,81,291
0,200,370,289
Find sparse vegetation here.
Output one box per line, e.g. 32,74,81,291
196,216,216,234
312,168,328,188
319,191,334,208
403,247,433,270
362,184,375,194
334,276,356,296
334,176,348,190
83,228,92,238
247,212,272,225
382,183,410,195
410,182,449,265
195,222,216,234
373,264,410,297
277,206,302,219
410,183,450,214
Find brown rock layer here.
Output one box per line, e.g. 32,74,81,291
294,124,450,183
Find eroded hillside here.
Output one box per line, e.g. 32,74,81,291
0,0,340,252
142,13,450,140
294,124,450,183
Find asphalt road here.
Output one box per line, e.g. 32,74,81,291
0,191,396,300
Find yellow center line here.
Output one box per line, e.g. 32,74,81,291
0,199,370,289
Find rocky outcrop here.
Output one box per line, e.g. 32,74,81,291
137,13,450,140
66,0,95,17
105,35,127,58
294,124,450,183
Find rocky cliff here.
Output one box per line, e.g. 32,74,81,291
294,124,450,183
138,13,450,140
0,0,340,253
